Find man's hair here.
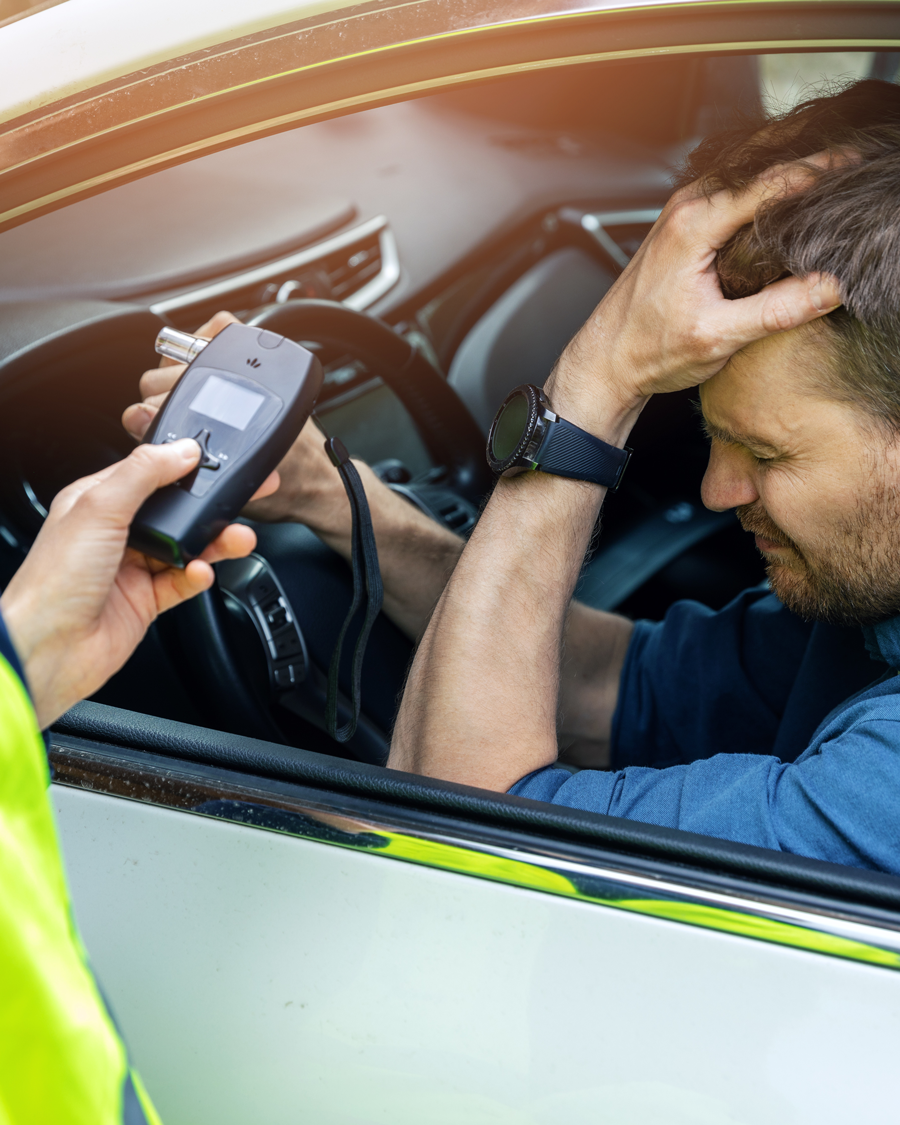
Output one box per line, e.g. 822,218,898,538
678,79,900,431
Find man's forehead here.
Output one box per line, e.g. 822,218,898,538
699,329,828,447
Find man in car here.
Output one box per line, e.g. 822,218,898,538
126,79,900,873
0,442,276,1122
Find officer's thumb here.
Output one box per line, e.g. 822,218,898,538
82,439,201,531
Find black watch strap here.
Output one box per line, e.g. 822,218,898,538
537,416,631,490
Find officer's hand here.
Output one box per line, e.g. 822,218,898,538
546,153,845,434
0,440,277,729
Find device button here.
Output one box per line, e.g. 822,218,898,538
189,474,216,498
191,429,220,470
257,330,283,350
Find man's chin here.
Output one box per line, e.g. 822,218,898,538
766,561,900,628
765,564,819,622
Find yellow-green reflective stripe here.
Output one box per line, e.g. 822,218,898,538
618,899,900,968
373,830,900,970
0,653,161,1123
130,1069,164,1125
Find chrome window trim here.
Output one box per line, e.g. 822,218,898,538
6,11,900,233
150,215,400,318
52,740,900,973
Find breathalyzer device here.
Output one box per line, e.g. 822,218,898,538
128,323,323,567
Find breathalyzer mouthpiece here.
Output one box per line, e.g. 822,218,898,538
155,326,210,366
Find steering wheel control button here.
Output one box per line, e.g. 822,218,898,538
266,600,289,631
273,664,300,689
247,574,277,605
268,630,304,661
215,555,309,696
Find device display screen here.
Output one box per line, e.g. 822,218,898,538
189,373,266,431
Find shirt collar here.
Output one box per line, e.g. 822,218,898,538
862,615,900,669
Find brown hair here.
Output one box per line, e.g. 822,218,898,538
678,79,900,429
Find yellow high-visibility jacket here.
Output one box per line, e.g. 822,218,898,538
0,621,162,1125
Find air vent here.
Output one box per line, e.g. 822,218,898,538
152,216,400,328
318,229,383,301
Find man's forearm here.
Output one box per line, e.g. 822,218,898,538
557,601,634,768
389,471,607,788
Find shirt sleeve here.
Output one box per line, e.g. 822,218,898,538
509,715,900,871
0,604,27,690
0,605,51,757
611,588,813,769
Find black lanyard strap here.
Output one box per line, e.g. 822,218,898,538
323,435,384,742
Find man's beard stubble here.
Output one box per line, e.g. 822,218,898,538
736,490,900,628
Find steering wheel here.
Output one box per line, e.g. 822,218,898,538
169,300,492,764
249,299,490,502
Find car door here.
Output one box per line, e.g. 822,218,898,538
52,709,900,1124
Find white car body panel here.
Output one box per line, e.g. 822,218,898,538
55,784,899,1125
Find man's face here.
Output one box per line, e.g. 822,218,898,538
699,327,900,627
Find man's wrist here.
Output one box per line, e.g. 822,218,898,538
543,363,646,450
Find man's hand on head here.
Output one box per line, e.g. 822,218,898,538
389,150,844,791
546,153,843,438
0,440,278,729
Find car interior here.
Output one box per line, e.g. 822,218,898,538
0,47,895,777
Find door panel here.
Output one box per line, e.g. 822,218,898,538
54,785,899,1125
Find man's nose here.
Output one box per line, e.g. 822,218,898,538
700,442,759,512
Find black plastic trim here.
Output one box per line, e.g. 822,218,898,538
53,699,900,915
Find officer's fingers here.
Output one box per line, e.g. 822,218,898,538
194,310,240,338
197,522,258,566
709,271,841,354
76,441,200,531
121,402,158,442
249,470,280,502
140,364,184,398
152,522,256,615
151,558,216,614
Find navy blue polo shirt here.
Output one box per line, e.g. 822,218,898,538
510,588,900,873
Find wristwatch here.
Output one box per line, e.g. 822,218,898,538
486,383,632,489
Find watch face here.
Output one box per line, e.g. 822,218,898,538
491,392,530,461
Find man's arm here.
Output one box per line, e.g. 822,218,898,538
388,162,842,790
388,414,639,788
123,315,634,754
